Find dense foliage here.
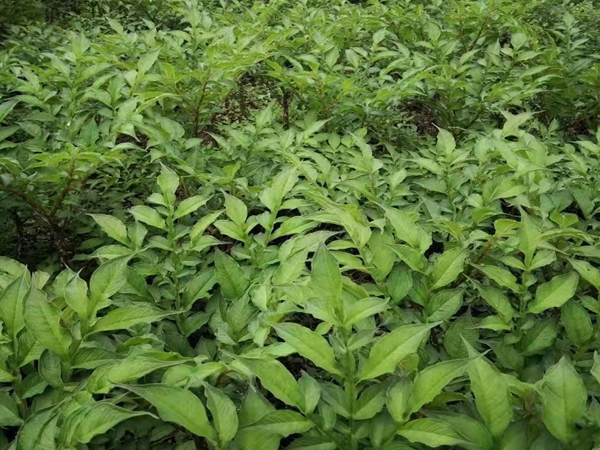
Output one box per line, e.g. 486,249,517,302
0,0,600,448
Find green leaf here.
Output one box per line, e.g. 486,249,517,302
130,206,167,230
63,271,89,321
528,272,579,313
386,264,413,304
407,357,477,415
398,418,473,448
311,244,342,310
430,248,467,290
66,403,152,445
271,322,341,375
541,358,587,443
244,410,313,436
122,384,217,441
174,195,210,219
236,356,299,407
476,265,519,293
518,210,540,266
385,208,431,251
89,256,130,310
298,372,321,415
0,392,22,427
138,48,161,75
387,378,413,424
437,129,456,155
353,383,387,420
570,259,600,291
205,384,238,444
90,304,176,334
214,250,249,299
358,323,437,381
519,319,557,355
87,354,186,393
285,436,337,450
224,193,248,227
24,287,72,360
561,300,593,347
90,214,129,245
592,352,600,386
476,284,515,322
465,343,512,438
427,289,463,322
259,167,298,211
157,165,179,204
0,271,29,338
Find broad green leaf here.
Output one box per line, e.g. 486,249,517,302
519,319,557,355
89,214,128,245
87,354,186,393
386,264,413,303
570,259,600,291
285,436,337,450
436,128,456,155
427,289,463,322
359,323,437,381
122,384,217,441
236,356,299,407
311,244,342,310
476,265,519,293
398,419,473,448
224,193,247,227
0,272,29,338
476,285,515,322
271,322,341,375
24,287,72,359
138,48,161,75
214,250,249,299
465,343,512,437
259,167,298,211
90,304,176,334
353,383,387,420
0,392,22,427
561,300,593,347
385,208,431,251
528,272,579,313
205,384,238,444
63,271,89,321
89,257,130,310
245,410,313,436
518,211,540,266
157,165,179,204
66,403,152,445
430,248,467,290
407,357,477,415
298,372,320,415
343,297,389,326
130,206,167,230
387,378,413,424
541,358,586,443
174,195,210,219
591,352,600,385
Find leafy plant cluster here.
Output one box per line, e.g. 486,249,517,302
0,0,600,448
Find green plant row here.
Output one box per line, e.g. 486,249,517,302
0,0,599,449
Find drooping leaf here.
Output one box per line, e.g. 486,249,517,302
540,357,586,443
121,384,217,441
